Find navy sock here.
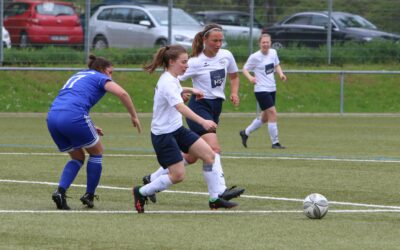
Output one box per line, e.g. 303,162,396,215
59,160,83,190
86,155,103,194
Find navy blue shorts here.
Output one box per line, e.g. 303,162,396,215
151,126,200,168
255,91,276,111
47,111,99,152
186,96,223,136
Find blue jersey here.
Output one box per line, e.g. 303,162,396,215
49,70,111,114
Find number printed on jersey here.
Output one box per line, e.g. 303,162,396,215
61,71,95,90
265,63,274,75
210,69,226,88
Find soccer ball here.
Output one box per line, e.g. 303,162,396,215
303,193,329,219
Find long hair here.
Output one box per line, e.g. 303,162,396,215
191,23,223,57
87,54,112,73
143,45,187,74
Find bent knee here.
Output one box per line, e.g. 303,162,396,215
170,172,185,184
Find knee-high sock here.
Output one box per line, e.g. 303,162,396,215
202,163,220,199
140,175,173,196
268,122,279,144
150,159,189,181
59,159,83,190
86,155,102,194
213,153,227,194
245,117,263,135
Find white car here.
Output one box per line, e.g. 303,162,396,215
2,26,12,48
89,4,203,49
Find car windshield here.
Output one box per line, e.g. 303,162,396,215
332,13,376,30
148,9,200,26
36,3,75,16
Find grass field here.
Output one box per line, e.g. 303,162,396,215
1,113,400,249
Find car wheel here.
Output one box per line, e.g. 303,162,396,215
271,41,284,49
155,39,167,47
19,32,30,48
93,36,108,49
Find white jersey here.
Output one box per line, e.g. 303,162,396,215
151,72,184,135
179,49,238,100
243,49,280,92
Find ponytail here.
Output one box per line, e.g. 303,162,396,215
143,45,187,74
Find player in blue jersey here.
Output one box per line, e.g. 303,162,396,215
47,55,142,210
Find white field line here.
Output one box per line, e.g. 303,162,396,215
1,152,400,164
0,209,400,215
1,179,400,211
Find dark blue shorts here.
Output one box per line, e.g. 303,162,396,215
255,91,276,111
47,111,99,152
151,126,200,168
186,96,223,136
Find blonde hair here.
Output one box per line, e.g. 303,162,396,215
191,23,223,57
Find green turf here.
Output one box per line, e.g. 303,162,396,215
1,113,400,249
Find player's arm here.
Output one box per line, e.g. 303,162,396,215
229,72,240,106
104,81,142,133
175,103,216,132
242,68,256,84
182,87,204,101
275,65,287,81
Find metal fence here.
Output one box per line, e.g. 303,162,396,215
1,0,400,65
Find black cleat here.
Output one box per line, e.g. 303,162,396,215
239,130,248,148
52,189,70,210
219,186,245,201
142,175,157,203
209,198,238,209
272,143,286,149
133,186,147,213
80,193,98,208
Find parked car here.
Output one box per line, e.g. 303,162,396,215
2,26,12,48
265,11,400,49
4,0,84,48
89,4,203,49
192,10,263,39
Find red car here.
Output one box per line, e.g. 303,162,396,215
4,0,83,48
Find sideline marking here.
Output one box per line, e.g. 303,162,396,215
0,209,400,215
1,152,400,164
1,179,400,211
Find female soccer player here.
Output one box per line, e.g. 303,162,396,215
142,24,245,206
47,55,142,210
239,33,287,149
133,45,238,213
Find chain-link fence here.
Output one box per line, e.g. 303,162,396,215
1,0,399,65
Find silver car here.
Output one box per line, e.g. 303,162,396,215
2,26,12,49
89,4,202,49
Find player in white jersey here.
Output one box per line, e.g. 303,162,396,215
133,45,238,213
239,33,287,149
47,55,142,210
141,24,245,207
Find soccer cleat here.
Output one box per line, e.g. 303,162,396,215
133,186,147,213
239,130,248,148
80,193,99,208
52,189,70,210
272,143,286,149
142,175,157,203
209,198,238,209
219,186,245,201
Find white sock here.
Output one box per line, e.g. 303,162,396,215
140,175,172,196
202,163,220,199
245,118,263,135
268,122,279,144
150,167,169,181
213,153,227,194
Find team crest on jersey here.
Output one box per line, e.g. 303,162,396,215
203,62,210,67
219,59,227,67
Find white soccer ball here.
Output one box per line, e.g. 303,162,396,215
303,193,329,219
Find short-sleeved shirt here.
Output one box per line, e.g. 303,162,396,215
243,49,280,92
151,71,184,135
179,49,238,100
49,69,110,114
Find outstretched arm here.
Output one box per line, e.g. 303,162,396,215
175,103,217,132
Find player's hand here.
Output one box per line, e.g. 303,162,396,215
131,117,142,133
202,120,217,133
230,93,240,106
191,88,204,101
249,76,257,85
95,126,104,136
280,74,287,82
181,92,191,103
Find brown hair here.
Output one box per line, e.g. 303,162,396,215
259,33,271,43
143,45,187,74
87,54,112,73
191,23,223,57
